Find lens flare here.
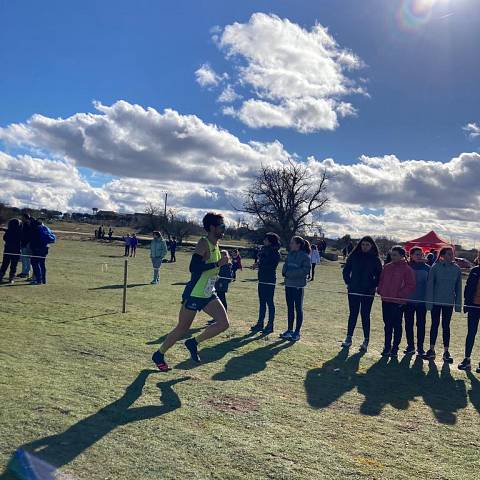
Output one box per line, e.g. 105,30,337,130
398,0,437,31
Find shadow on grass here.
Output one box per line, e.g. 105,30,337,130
174,332,262,370
0,370,189,478
212,339,294,381
171,282,189,286
305,351,470,424
89,283,151,290
57,311,119,324
146,327,203,345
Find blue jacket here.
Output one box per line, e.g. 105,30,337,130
282,250,311,288
407,262,430,303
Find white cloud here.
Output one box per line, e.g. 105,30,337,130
204,13,367,132
217,84,242,103
195,63,222,87
0,100,289,186
0,152,113,211
463,122,480,139
1,101,480,245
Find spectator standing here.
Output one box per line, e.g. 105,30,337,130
170,237,177,263
215,250,233,311
231,249,243,281
377,246,416,357
309,244,321,281
341,236,383,352
150,231,167,284
0,218,22,284
130,234,138,257
423,247,462,363
108,228,113,241
124,234,131,257
19,213,33,278
404,247,430,356
30,219,56,285
250,233,281,334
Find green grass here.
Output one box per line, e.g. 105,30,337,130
1,239,479,480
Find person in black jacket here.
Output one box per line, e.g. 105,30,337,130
18,213,33,278
458,265,480,372
250,232,281,334
0,218,22,284
341,236,383,352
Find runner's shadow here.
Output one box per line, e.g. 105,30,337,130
421,361,467,425
358,355,421,416
466,371,480,415
174,333,260,370
304,349,364,409
146,328,203,345
171,282,189,286
0,370,189,478
212,339,294,381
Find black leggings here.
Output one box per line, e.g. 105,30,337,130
347,293,373,340
258,283,275,326
310,263,316,280
403,303,426,351
0,253,19,281
217,291,227,311
382,302,404,352
429,305,453,348
465,309,480,358
285,287,304,333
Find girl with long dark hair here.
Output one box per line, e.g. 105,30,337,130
341,236,383,352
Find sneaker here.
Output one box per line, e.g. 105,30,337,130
185,338,201,363
206,319,216,326
8,280,14,285
250,323,264,333
291,331,301,342
17,273,27,278
404,345,416,355
152,350,171,372
381,348,391,357
359,340,369,353
417,348,425,357
29,280,41,285
476,363,480,374
390,348,399,358
341,336,352,348
422,349,436,360
150,280,157,285
262,324,274,335
280,330,293,340
458,358,471,371
443,351,454,364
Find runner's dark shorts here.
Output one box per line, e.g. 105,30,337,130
182,294,217,312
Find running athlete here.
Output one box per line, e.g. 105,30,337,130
152,212,230,371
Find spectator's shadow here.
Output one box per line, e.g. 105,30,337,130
1,370,189,478
305,351,469,425
421,361,467,425
89,283,150,290
305,348,364,409
467,371,480,415
212,339,294,381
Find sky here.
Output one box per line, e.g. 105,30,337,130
0,0,479,244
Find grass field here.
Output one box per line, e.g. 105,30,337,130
1,239,479,480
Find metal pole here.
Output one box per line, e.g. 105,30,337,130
122,259,128,313
164,192,168,218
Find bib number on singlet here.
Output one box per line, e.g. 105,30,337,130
204,276,218,296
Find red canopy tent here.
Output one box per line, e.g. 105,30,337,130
404,230,454,254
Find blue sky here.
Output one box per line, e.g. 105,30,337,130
1,0,479,241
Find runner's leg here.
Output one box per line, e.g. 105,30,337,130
159,306,197,354
195,298,229,344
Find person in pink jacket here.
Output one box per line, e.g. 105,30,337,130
377,246,416,357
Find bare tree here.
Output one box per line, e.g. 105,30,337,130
144,203,163,232
243,161,329,247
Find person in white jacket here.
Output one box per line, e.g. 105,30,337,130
309,244,321,281
150,231,168,284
